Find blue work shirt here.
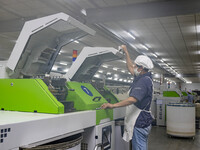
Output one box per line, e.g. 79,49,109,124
129,72,153,128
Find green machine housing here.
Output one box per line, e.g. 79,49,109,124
163,91,180,97
66,82,113,125
0,79,115,125
0,78,117,125
182,91,188,96
0,79,64,114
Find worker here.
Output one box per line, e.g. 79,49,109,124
101,45,154,150
187,91,194,103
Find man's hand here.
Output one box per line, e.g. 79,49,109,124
101,103,114,109
121,45,128,54
101,97,137,109
120,45,134,75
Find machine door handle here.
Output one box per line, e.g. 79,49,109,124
93,96,101,102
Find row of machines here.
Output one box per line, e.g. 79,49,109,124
151,87,196,138
151,89,182,126
152,89,197,127
0,13,127,150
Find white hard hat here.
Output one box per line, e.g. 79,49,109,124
134,55,154,70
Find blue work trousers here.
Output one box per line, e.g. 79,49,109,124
132,125,151,150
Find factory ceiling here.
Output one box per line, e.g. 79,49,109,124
0,0,200,83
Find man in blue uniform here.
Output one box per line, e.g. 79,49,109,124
101,45,154,150
187,91,194,103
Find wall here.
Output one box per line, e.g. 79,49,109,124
181,83,200,91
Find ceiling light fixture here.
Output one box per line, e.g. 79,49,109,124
122,60,126,63
102,65,108,68
152,53,157,58
94,74,100,78
80,9,87,16
141,45,149,50
64,69,69,72
98,70,103,73
60,62,68,66
74,40,79,43
52,66,58,70
186,81,192,84
127,32,136,40
154,74,160,78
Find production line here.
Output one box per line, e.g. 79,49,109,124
0,13,127,150
2,1,200,150
0,11,199,150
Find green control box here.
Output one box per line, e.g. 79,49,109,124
0,79,64,114
163,91,180,97
66,82,113,124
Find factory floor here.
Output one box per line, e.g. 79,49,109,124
148,126,200,150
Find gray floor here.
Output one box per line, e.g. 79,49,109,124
148,126,200,150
